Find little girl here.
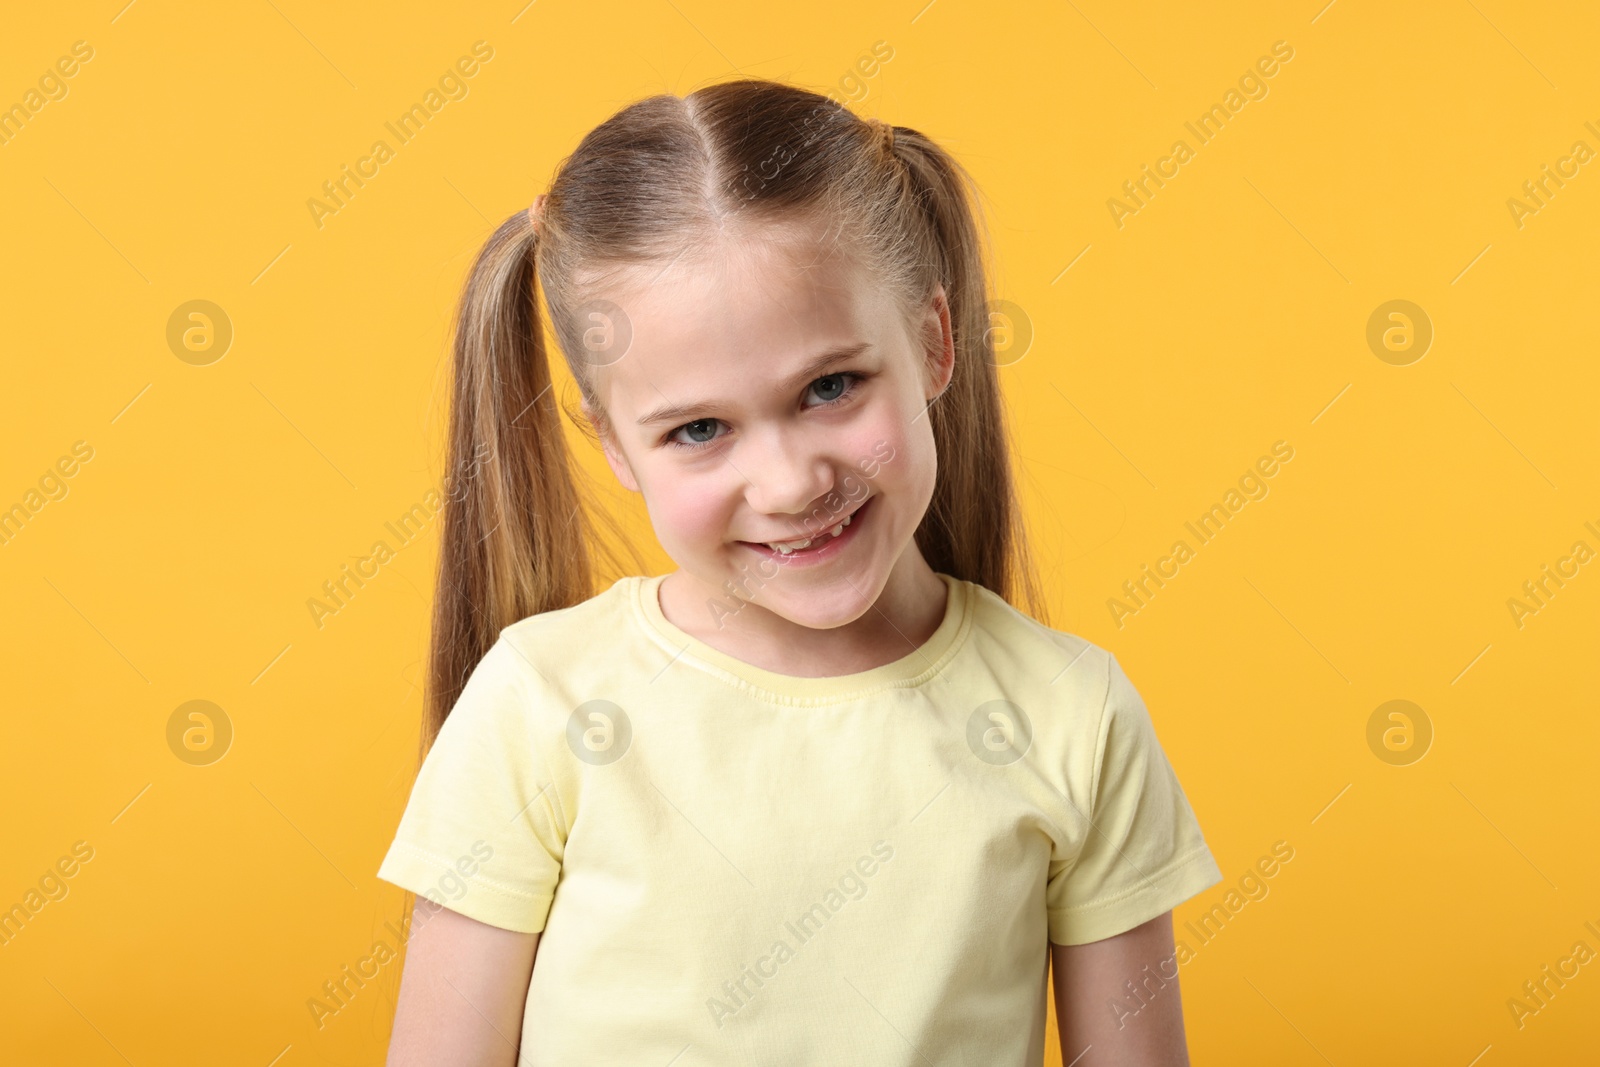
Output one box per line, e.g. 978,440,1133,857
377,77,1222,1066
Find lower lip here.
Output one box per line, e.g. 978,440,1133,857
739,496,873,568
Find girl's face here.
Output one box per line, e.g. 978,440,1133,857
583,225,953,632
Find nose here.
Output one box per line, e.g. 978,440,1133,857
740,425,837,530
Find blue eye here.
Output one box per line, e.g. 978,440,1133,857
807,373,853,405
663,372,865,452
668,418,722,450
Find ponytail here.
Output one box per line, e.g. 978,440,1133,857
886,129,1051,627
422,210,635,756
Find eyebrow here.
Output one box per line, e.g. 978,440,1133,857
635,341,874,427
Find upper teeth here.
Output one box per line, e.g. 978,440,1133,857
764,511,853,554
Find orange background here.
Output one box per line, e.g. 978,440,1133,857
2,1,1597,1064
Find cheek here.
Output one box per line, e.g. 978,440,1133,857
845,405,933,500
646,476,733,547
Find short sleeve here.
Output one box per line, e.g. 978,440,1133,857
1046,653,1222,945
376,636,565,933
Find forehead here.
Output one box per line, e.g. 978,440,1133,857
583,224,901,421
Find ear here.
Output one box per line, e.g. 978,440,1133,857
583,400,641,493
923,283,956,401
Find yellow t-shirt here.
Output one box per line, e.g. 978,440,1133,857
377,571,1222,1065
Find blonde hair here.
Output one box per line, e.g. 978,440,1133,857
422,77,1047,754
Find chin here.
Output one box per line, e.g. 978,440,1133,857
756,568,883,625
764,592,863,628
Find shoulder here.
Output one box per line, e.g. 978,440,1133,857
499,574,638,638
954,580,1170,828
956,577,1118,707
490,575,647,690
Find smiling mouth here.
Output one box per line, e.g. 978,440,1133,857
740,497,870,554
